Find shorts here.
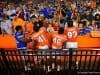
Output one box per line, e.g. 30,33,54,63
66,42,78,49
39,45,49,49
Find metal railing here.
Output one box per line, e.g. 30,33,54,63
0,48,100,75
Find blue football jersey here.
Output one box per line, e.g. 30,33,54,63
14,32,27,49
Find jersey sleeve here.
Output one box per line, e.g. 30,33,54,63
17,35,24,39
62,35,67,42
31,34,36,40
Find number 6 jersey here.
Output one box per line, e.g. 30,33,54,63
51,32,67,49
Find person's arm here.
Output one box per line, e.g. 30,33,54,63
63,41,67,49
19,36,26,42
47,27,50,32
17,11,21,17
32,40,37,50
51,27,54,32
1,21,5,35
11,21,15,35
9,21,13,35
31,35,37,50
62,36,67,49
19,36,33,43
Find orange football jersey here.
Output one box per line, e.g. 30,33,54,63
31,27,49,49
65,27,78,42
25,21,34,33
52,32,67,49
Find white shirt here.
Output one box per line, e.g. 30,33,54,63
1,20,12,34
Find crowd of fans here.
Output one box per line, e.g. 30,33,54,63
0,0,100,49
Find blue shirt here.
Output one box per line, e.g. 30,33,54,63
66,10,72,21
96,24,100,29
0,8,4,19
0,8,3,16
85,27,92,33
39,8,55,19
47,8,55,19
79,28,86,35
24,9,30,21
14,32,27,49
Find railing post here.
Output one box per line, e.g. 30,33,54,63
0,49,11,75
69,48,73,75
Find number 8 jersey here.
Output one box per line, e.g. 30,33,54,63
65,27,78,42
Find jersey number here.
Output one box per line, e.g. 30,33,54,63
53,38,61,44
68,31,77,38
39,35,45,42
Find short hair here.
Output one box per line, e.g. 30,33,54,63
34,21,43,28
11,14,17,17
4,15,9,19
60,18,65,24
95,14,100,20
58,27,64,34
15,26,22,31
82,21,87,28
95,14,100,17
38,21,43,27
67,20,73,27
33,25,40,32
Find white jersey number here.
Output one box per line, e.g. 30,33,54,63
68,31,77,38
39,35,45,42
53,38,61,44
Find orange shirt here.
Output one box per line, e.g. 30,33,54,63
65,27,78,42
90,1,96,9
12,18,25,29
25,21,34,39
46,32,52,47
25,21,34,34
31,27,49,49
52,32,67,49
